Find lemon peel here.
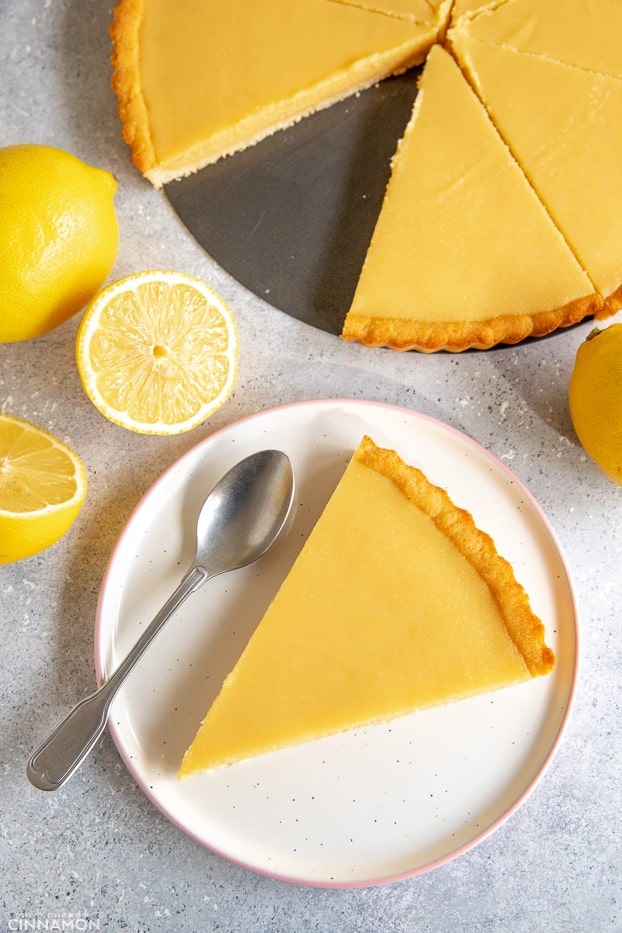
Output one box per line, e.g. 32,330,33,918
0,143,119,342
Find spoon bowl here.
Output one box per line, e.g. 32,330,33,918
27,449,295,791
195,449,294,575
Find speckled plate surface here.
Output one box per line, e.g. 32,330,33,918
94,399,578,887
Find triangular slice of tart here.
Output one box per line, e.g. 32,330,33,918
179,435,554,777
450,0,622,81
110,0,439,187
328,0,452,28
341,45,600,351
451,34,622,311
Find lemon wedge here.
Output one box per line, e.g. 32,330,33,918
0,414,88,564
75,270,238,435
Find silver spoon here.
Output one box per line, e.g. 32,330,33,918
27,449,295,792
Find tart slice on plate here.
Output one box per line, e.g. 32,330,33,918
180,434,555,777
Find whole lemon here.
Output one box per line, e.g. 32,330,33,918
568,323,622,485
0,143,119,342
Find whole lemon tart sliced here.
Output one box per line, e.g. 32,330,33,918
341,45,600,351
179,435,554,777
110,0,621,351
110,0,440,187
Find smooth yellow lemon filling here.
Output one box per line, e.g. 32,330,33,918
135,0,439,183
451,34,622,303
450,0,622,80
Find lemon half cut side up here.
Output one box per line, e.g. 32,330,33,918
76,270,239,435
0,414,88,564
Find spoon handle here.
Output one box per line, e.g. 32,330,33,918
27,566,208,791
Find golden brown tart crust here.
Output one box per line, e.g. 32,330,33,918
343,293,604,352
110,0,156,179
357,435,555,676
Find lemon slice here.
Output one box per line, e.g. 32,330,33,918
0,414,88,564
76,270,239,435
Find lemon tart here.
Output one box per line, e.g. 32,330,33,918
341,45,599,351
110,0,440,187
111,0,619,350
179,435,554,777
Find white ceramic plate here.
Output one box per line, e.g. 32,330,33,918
94,399,578,887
